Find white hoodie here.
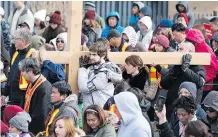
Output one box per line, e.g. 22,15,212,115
114,92,152,137
137,16,153,50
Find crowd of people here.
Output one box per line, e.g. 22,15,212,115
1,1,218,137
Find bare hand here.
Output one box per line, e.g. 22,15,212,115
155,104,167,125
1,96,6,106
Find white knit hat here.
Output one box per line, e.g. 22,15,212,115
34,9,46,22
122,26,138,48
0,7,5,16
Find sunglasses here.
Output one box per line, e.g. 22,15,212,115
56,40,64,43
202,105,215,112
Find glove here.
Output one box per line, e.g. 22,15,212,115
79,55,90,68
181,54,192,72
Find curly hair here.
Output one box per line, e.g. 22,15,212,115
173,96,196,115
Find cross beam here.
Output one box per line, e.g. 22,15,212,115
32,1,211,92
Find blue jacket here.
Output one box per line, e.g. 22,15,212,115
41,60,65,84
101,12,124,38
129,15,140,32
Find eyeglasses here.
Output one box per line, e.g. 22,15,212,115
202,105,215,112
56,40,64,43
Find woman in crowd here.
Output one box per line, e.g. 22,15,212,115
53,116,86,137
82,10,102,47
34,9,47,36
83,105,116,137
55,32,67,51
42,11,65,43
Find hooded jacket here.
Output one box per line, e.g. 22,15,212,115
202,91,218,136
101,12,124,38
46,94,79,136
122,26,138,48
186,29,218,91
42,25,65,43
129,2,145,32
78,61,122,110
114,92,152,137
55,32,67,51
137,16,153,51
173,1,195,28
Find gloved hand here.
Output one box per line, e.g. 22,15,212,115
181,54,192,72
79,55,90,68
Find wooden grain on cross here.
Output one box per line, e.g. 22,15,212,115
32,1,211,93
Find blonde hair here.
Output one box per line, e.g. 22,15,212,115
53,116,75,137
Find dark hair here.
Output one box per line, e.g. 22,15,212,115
185,120,212,137
96,38,110,48
52,81,72,96
83,105,106,133
89,41,109,61
127,87,145,103
125,55,144,70
39,21,46,29
173,96,196,115
171,23,186,32
209,17,218,24
18,58,41,75
177,14,184,19
114,81,130,95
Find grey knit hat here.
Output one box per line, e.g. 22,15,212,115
9,112,32,132
84,1,96,11
179,82,197,100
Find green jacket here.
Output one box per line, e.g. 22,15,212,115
87,123,116,137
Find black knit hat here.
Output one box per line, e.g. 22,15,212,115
107,29,121,40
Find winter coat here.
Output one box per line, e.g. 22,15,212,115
41,60,65,84
8,6,34,33
160,65,206,120
173,1,195,28
42,25,65,43
34,26,46,36
137,16,153,51
157,121,175,137
1,18,11,51
114,92,152,137
211,32,218,59
2,46,32,106
186,29,218,91
46,94,79,136
110,39,129,52
82,25,99,47
101,12,124,38
86,123,116,137
129,2,144,32
1,37,10,78
202,91,218,136
21,77,52,135
78,61,122,110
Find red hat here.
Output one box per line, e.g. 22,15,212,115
85,10,95,20
154,35,169,48
49,11,62,25
178,13,189,25
3,105,23,126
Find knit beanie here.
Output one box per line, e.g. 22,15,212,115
34,9,46,22
159,19,173,28
49,11,62,25
85,10,95,20
107,29,121,40
140,6,152,17
31,35,46,50
153,35,169,48
84,1,96,11
122,26,137,47
179,82,197,100
9,112,32,133
3,105,23,126
178,13,189,25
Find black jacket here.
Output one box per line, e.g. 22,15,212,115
1,35,10,78
82,25,98,47
42,25,65,43
2,46,32,106
157,121,175,137
160,65,206,120
21,77,52,135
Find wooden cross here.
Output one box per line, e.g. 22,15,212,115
32,1,211,92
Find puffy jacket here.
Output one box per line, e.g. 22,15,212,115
82,25,98,47
1,18,11,51
186,29,218,91
173,1,195,28
101,12,124,38
137,16,153,51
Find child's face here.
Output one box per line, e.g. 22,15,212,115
9,124,21,134
132,6,139,15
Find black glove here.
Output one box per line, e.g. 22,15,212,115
79,55,90,68
181,54,192,72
